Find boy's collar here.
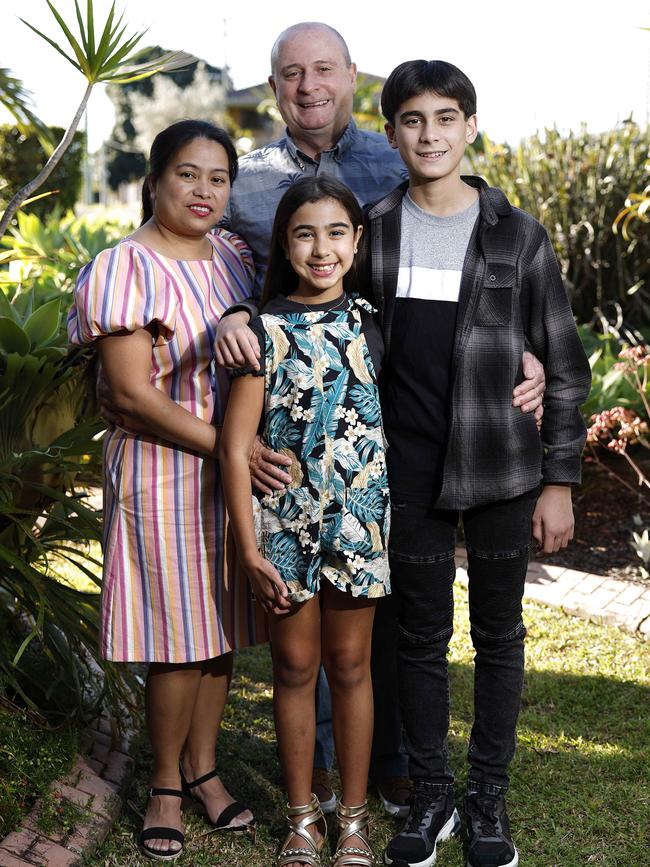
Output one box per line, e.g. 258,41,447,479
367,176,512,225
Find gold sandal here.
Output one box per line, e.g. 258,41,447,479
332,801,374,866
277,793,327,867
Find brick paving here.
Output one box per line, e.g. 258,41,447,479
0,724,134,867
1,554,647,866
455,547,650,639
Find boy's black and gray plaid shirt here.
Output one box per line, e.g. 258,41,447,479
364,176,592,510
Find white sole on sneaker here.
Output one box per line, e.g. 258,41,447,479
318,791,337,815
378,789,411,820
384,807,461,867
466,846,518,867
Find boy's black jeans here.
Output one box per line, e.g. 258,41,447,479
389,486,539,790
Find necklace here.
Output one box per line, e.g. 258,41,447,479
286,292,347,313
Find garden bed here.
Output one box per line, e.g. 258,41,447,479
535,450,649,583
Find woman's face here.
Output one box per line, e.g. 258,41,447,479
151,137,231,236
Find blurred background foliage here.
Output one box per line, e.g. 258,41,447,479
0,125,85,220
468,122,650,328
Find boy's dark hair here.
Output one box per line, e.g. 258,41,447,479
381,60,477,124
261,176,365,307
141,119,238,225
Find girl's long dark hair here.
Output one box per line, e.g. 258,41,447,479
141,120,238,225
261,176,365,307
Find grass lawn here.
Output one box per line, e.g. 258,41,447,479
86,584,649,866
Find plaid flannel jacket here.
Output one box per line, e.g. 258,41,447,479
364,176,592,510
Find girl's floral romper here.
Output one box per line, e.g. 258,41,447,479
248,294,391,603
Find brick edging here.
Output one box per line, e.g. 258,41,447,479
454,547,650,640
0,718,135,866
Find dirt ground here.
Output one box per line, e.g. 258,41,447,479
534,449,650,582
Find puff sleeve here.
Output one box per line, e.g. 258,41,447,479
67,241,176,347
210,229,255,303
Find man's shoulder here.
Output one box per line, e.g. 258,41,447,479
237,137,292,174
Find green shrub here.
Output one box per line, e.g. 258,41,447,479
467,124,650,327
0,125,84,219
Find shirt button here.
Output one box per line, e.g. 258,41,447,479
489,274,497,282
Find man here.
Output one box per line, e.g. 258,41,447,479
216,22,546,821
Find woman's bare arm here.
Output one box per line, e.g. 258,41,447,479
97,328,220,456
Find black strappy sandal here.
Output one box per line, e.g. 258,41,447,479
180,766,257,840
138,787,185,862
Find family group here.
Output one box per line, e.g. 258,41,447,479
67,20,591,867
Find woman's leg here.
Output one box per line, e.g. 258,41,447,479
180,652,254,827
143,661,202,853
320,583,377,808
270,595,323,866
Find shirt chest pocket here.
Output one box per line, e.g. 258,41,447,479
474,264,516,327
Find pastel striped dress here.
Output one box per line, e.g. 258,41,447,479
68,231,267,662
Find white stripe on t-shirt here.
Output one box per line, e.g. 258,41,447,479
396,266,462,302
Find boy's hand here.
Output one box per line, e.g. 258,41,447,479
532,485,574,553
243,554,291,615
249,436,292,493
215,311,260,369
513,351,545,429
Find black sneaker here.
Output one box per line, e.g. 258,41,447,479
384,781,460,866
464,786,519,867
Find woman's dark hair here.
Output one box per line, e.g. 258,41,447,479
261,176,365,307
381,59,477,124
140,119,238,225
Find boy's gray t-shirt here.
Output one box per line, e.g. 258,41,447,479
382,192,479,504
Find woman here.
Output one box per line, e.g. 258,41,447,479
68,120,265,861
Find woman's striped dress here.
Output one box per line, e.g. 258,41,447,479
68,231,267,662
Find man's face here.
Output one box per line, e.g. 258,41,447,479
269,26,357,146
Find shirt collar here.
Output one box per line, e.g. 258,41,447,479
283,119,359,165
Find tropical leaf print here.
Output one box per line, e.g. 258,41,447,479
266,407,301,448
349,383,381,424
347,486,387,524
345,335,373,384
263,318,290,373
264,531,304,583
332,437,363,472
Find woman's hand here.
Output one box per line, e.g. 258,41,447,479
215,311,260,369
243,553,292,615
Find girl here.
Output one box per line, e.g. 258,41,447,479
220,176,390,867
68,121,264,861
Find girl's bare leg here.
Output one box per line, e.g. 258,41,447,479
270,596,323,867
321,582,377,852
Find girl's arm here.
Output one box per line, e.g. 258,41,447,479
219,374,291,614
97,328,220,456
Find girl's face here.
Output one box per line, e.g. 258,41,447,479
151,137,231,237
284,197,362,301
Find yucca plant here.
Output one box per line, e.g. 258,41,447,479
467,123,650,327
0,287,141,722
0,0,194,239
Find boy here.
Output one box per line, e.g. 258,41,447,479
373,61,591,867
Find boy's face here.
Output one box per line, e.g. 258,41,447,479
385,91,477,186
